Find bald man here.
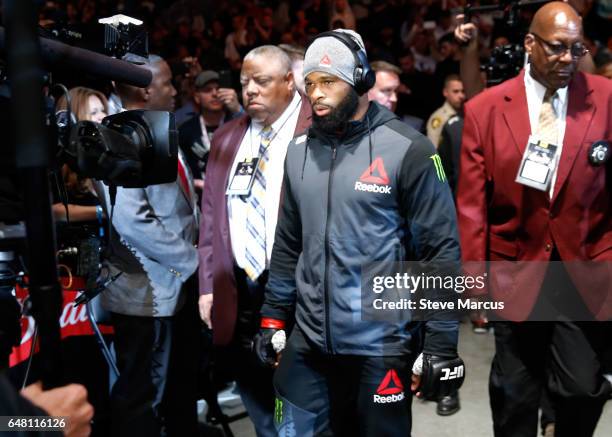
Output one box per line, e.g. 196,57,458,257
457,3,612,437
198,45,311,436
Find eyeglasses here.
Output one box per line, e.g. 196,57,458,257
530,32,588,59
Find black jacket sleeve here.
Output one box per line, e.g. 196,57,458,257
397,135,461,357
260,158,302,322
438,123,457,195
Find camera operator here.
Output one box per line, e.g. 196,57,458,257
95,54,200,437
53,87,107,224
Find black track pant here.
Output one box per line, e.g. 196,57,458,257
273,328,415,437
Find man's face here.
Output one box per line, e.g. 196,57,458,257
493,36,510,48
413,32,429,53
368,71,400,112
399,55,414,73
599,63,612,80
439,41,458,59
305,71,359,134
194,81,224,112
146,61,177,111
524,14,583,90
240,55,294,126
443,79,466,111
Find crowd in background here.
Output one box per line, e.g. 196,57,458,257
23,0,612,134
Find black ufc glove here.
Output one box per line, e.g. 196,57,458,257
412,353,465,401
252,318,286,368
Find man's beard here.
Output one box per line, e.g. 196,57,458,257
312,87,359,135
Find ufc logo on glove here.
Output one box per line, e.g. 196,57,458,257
440,365,465,381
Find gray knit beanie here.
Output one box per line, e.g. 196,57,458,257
303,29,366,86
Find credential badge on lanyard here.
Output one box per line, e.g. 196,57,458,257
516,135,559,191
226,157,260,196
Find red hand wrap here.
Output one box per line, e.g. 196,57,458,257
260,318,285,330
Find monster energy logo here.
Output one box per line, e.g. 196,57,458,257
275,398,284,424
430,154,447,182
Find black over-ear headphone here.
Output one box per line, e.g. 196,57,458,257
309,31,376,95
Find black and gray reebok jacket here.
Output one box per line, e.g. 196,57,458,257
261,102,460,357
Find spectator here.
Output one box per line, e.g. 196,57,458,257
225,15,250,70
329,0,356,30
396,49,437,123
304,0,327,34
411,30,437,74
367,59,425,150
367,60,402,112
253,7,277,45
435,32,461,88
179,70,243,191
173,56,203,125
597,61,612,79
199,19,230,71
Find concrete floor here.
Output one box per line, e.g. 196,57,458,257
205,323,612,437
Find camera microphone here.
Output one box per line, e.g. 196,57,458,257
0,26,152,87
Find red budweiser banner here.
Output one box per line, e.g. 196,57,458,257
9,278,114,367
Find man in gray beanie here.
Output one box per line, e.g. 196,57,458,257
253,30,465,436
302,29,367,88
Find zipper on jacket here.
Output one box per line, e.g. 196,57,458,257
323,145,337,354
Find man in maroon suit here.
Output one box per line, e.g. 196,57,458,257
197,45,311,436
457,2,612,436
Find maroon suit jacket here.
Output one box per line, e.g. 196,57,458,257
198,96,312,345
457,70,612,321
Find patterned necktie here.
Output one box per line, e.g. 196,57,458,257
538,90,558,145
244,126,273,281
177,156,191,198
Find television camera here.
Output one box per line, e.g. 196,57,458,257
0,1,178,387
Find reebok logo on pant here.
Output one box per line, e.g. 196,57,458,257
355,157,392,195
373,369,405,403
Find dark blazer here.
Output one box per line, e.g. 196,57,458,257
457,70,612,321
179,111,240,179
198,96,312,345
438,114,464,195
178,115,208,179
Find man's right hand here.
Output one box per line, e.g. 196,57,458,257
253,318,286,368
198,293,213,329
411,353,465,401
20,381,93,437
217,88,241,114
454,14,478,47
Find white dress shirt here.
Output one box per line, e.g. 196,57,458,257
227,92,302,272
523,63,569,197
